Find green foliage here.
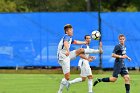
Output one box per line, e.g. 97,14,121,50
0,0,16,12
100,0,138,12
0,0,140,12
117,5,138,12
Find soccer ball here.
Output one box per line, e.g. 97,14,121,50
91,30,101,40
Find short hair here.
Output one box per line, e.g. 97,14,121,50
84,35,91,39
64,24,72,34
118,34,125,39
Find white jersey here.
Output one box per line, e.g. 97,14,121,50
78,44,90,67
57,34,74,60
78,44,93,77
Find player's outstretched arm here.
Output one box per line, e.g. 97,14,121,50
99,41,102,48
72,40,86,45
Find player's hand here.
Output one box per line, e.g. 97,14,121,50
90,56,96,60
99,48,103,54
65,51,70,56
121,55,128,59
85,41,89,44
127,57,131,62
87,58,93,62
88,56,96,62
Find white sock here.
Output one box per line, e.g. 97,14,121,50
88,79,93,93
84,49,99,54
69,78,82,84
58,78,67,92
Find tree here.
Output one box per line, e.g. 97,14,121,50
0,0,17,12
0,0,140,12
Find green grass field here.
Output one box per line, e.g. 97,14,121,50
0,74,139,93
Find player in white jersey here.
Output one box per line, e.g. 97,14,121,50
57,24,102,93
68,35,103,93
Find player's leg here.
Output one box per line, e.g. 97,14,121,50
93,66,120,86
68,64,86,84
73,48,102,57
68,62,88,86
68,77,83,84
121,67,130,93
87,75,93,93
58,73,69,93
69,48,100,61
58,58,70,93
93,76,118,86
84,61,94,93
123,75,130,93
67,74,85,91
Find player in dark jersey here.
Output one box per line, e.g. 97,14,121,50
93,34,131,93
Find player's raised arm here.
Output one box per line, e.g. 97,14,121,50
99,41,103,54
72,40,86,45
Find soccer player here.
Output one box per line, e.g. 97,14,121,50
67,35,102,93
93,34,131,93
57,24,102,93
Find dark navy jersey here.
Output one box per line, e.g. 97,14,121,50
112,44,126,56
112,44,126,67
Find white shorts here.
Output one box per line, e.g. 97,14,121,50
58,50,76,74
79,60,92,77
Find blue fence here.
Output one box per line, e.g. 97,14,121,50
0,12,140,68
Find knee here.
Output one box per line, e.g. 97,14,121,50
76,48,84,55
79,48,84,52
88,75,93,79
65,77,70,80
124,76,130,82
82,77,86,81
112,79,117,82
65,73,70,80
110,77,117,82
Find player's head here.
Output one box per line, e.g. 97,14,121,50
64,24,73,36
118,34,126,45
84,35,91,44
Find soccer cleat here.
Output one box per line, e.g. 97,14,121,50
65,81,70,91
93,78,101,86
57,90,62,93
126,91,130,93
88,92,94,93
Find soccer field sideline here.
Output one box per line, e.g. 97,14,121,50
0,74,139,93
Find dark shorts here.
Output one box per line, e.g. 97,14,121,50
113,66,129,78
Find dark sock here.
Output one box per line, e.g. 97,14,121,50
101,77,110,82
125,84,130,93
